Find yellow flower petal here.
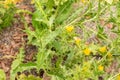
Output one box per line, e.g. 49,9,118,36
81,0,86,3
4,0,22,5
117,75,120,80
81,0,89,4
65,25,74,32
83,48,91,55
82,66,88,72
98,65,104,71
99,46,107,53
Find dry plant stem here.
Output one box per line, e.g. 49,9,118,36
1,55,16,59
65,2,108,27
86,26,112,43
108,72,120,80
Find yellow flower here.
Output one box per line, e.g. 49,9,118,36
4,0,22,8
4,0,12,8
81,0,86,3
74,37,81,45
98,65,104,71
82,66,88,72
107,53,112,58
4,0,22,5
99,46,107,53
83,48,91,55
65,25,74,32
4,0,12,4
117,75,120,80
81,0,89,4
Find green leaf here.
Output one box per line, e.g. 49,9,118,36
0,69,6,80
36,50,51,69
17,74,42,80
19,62,37,69
55,0,73,24
14,62,37,74
46,0,55,9
32,10,48,29
41,28,62,48
10,48,25,80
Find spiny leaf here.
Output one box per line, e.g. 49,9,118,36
10,48,25,80
36,50,51,69
55,0,73,24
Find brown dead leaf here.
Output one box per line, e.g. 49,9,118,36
43,73,51,80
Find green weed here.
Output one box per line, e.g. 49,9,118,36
1,0,120,80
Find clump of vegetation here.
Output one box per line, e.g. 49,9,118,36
0,0,18,30
1,0,120,80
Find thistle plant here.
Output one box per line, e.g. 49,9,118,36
9,0,120,80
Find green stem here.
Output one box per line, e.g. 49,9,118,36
54,0,62,18
35,0,48,22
